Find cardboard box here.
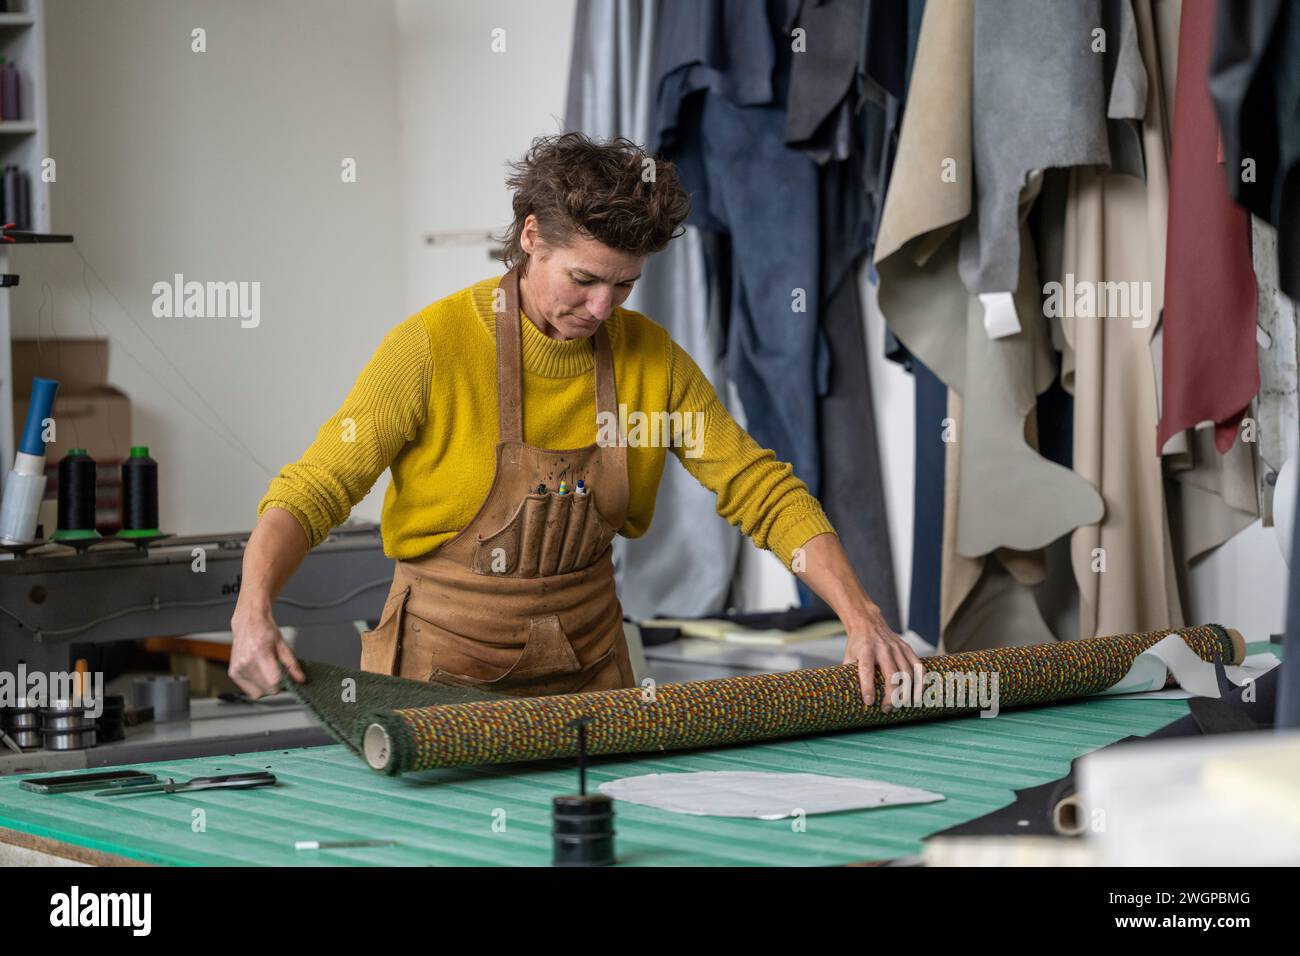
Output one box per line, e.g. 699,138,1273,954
11,338,132,463
11,338,114,393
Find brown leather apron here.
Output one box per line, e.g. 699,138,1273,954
358,266,636,696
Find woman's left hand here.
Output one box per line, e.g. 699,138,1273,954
791,532,925,712
841,607,924,713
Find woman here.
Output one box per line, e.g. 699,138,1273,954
229,133,920,709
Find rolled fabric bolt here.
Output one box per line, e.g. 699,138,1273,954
358,625,1244,775
0,377,58,544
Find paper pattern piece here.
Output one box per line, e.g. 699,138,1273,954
598,771,945,820
1099,634,1279,700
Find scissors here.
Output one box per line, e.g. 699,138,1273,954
95,771,277,797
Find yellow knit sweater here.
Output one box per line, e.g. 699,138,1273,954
258,275,835,570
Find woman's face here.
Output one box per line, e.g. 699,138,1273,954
518,217,644,341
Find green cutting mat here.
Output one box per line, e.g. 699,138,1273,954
0,642,1279,866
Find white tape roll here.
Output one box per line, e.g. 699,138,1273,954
0,468,47,543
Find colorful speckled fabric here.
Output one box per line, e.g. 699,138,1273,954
361,624,1239,774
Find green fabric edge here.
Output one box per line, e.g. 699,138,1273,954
280,659,505,756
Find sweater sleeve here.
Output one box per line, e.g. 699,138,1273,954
257,313,432,548
667,338,836,570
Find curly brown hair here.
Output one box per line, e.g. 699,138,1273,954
499,132,692,273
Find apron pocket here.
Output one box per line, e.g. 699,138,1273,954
473,493,613,579
473,497,528,576
516,493,549,578
574,503,619,570
359,585,410,676
398,611,513,683
414,612,613,696
537,492,572,577
572,642,622,692
589,522,617,565
556,493,591,574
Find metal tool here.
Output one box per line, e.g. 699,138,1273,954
41,711,97,732
1,699,38,731
0,727,22,754
20,769,158,794
3,711,37,729
131,675,190,722
42,728,97,750
95,770,277,797
39,698,98,750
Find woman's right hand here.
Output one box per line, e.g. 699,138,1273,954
229,603,305,699
228,509,313,698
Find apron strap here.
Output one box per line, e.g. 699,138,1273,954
496,267,525,444
593,318,629,526
592,323,617,421
495,266,622,443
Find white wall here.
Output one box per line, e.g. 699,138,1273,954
19,0,405,532
395,0,577,313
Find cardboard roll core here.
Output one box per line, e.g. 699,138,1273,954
364,723,392,770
